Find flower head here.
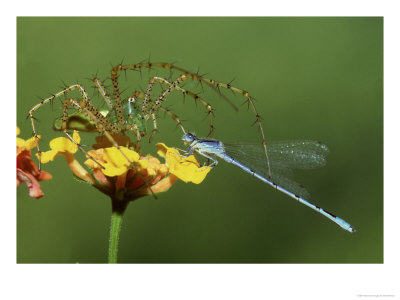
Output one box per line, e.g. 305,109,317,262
39,132,211,201
17,127,52,199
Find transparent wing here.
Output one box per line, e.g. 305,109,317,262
224,141,329,169
224,141,330,200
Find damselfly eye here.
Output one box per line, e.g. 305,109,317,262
182,133,195,143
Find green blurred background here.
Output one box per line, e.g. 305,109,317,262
17,17,383,263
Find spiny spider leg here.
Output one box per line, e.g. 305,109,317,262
151,106,187,143
93,77,113,109
110,68,127,129
149,113,157,143
141,76,214,138
145,74,187,118
195,76,272,177
158,106,186,134
29,84,92,171
131,91,187,143
113,62,238,111
62,129,105,170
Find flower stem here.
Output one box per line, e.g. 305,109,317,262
108,199,128,264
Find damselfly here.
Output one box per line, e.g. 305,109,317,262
181,133,355,233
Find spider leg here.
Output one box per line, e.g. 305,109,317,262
131,91,186,142
149,113,158,143
110,66,129,130
116,62,238,111
197,77,271,177
159,106,186,134
93,77,113,110
148,106,188,143
147,77,214,137
126,121,142,152
141,76,157,114
145,74,187,117
62,129,105,169
29,84,92,171
144,74,216,140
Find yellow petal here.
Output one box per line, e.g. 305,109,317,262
17,135,40,150
100,160,145,177
25,136,39,150
191,167,212,184
156,142,211,184
50,137,78,153
17,127,20,136
38,149,59,163
156,143,169,158
16,137,26,148
72,130,81,144
48,131,80,153
102,163,128,177
84,156,100,169
92,146,141,177
102,147,140,167
170,161,211,184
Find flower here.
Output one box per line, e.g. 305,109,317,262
29,127,213,264
17,127,52,199
39,132,211,201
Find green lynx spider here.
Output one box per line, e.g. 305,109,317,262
29,61,271,177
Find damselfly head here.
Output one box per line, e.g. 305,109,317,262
182,132,196,144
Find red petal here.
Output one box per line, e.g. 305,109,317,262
17,168,45,199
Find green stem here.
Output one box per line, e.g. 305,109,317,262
108,199,128,264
